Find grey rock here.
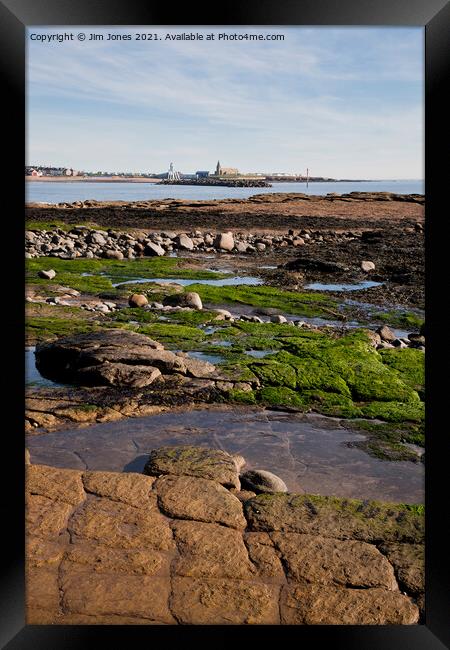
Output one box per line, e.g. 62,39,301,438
163,292,202,310
175,234,194,250
215,232,235,251
104,250,124,260
240,469,288,494
376,325,396,343
145,242,166,257
38,269,56,280
361,260,376,272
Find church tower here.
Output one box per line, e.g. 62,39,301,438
215,160,221,176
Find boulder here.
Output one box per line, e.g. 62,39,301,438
34,330,185,386
376,325,396,343
175,234,194,250
270,315,287,324
235,241,248,253
38,269,56,280
215,232,234,251
128,293,148,308
144,242,165,257
104,250,124,260
144,446,240,488
240,469,288,494
163,292,202,310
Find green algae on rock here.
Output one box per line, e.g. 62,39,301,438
244,493,424,544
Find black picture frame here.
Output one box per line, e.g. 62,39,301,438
1,0,449,647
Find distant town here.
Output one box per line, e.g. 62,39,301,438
25,161,358,183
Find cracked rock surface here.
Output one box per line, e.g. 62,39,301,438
26,446,424,625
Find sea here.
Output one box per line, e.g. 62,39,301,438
26,180,424,204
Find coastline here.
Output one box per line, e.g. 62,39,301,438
26,176,161,183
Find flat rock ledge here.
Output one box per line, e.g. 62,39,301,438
35,330,218,388
26,446,424,625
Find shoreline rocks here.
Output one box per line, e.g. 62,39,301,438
26,446,424,625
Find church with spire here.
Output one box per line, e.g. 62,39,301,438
214,160,239,177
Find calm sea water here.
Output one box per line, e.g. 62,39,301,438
26,179,424,204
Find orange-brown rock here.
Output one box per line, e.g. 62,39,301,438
271,532,397,590
25,457,424,626
170,577,280,625
280,583,419,625
155,475,247,529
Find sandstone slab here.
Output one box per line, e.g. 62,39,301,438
27,464,85,506
171,577,280,625
61,570,175,623
172,520,254,579
155,475,246,529
82,471,157,508
69,495,174,551
280,583,419,625
271,532,397,589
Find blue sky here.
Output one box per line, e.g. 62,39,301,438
26,26,424,179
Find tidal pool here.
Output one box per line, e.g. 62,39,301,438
112,276,263,288
305,281,384,292
25,347,66,388
27,407,424,504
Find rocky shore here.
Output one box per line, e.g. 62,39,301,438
25,190,425,624
160,178,271,187
26,446,424,625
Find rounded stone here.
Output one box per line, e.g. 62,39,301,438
129,293,149,308
38,269,56,280
240,469,288,494
163,292,202,310
361,261,376,272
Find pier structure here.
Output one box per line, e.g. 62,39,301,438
167,162,181,181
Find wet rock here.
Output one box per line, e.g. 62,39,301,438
128,293,148,308
376,324,397,343
38,269,56,280
284,258,348,273
240,469,288,494
144,446,240,488
163,291,202,310
270,315,287,324
155,475,247,529
280,584,419,625
215,232,234,251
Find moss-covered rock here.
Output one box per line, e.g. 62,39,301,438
244,493,424,544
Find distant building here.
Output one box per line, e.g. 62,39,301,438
196,170,210,178
214,161,239,177
30,169,43,177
